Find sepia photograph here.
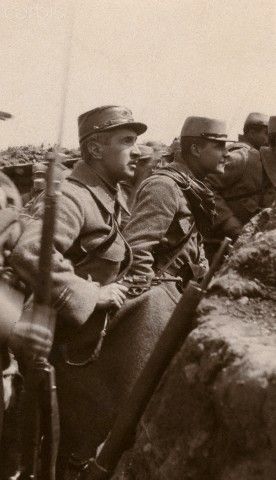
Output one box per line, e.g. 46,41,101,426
1,1,276,479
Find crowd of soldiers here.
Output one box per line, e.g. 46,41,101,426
0,106,275,479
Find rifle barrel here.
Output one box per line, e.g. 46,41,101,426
35,154,58,306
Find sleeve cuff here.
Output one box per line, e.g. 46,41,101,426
55,280,101,326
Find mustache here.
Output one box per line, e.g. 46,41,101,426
129,155,139,162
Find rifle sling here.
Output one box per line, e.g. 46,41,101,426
156,221,196,278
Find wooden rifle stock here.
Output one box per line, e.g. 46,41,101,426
19,152,60,480
85,237,232,480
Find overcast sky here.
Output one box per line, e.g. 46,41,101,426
1,0,276,149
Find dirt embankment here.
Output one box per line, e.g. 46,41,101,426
0,145,80,168
0,145,81,194
111,207,276,480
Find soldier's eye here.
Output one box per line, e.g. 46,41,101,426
122,136,137,146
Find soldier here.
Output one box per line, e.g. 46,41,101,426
123,116,230,282
120,144,155,212
0,112,51,457
134,144,157,186
0,171,51,464
268,116,276,150
9,105,147,475
22,160,71,207
91,117,229,469
0,172,22,451
231,112,269,152
144,140,172,167
206,115,276,243
258,114,276,203
167,136,181,162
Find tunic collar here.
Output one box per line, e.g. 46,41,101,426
68,160,130,215
169,160,199,182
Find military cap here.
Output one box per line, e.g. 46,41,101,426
78,105,147,144
160,146,171,158
32,163,48,175
181,116,232,142
169,138,180,152
244,112,269,128
144,141,171,159
138,144,154,160
268,116,276,134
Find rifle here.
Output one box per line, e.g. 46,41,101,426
18,6,75,477
19,151,61,480
121,274,183,297
68,237,231,480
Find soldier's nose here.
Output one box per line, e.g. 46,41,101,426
131,144,141,156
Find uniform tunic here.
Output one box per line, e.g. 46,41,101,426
206,145,276,239
123,161,208,281
11,160,129,326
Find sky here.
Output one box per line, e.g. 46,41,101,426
1,0,276,149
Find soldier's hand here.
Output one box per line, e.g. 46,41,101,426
97,282,128,310
8,318,52,359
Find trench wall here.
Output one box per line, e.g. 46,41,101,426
112,207,276,480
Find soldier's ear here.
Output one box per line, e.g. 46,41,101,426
87,139,103,160
190,143,201,158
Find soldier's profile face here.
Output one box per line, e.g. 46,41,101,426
134,156,157,183
101,128,140,182
251,126,269,149
198,140,227,175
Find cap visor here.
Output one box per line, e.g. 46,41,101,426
103,122,147,135
207,136,236,143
